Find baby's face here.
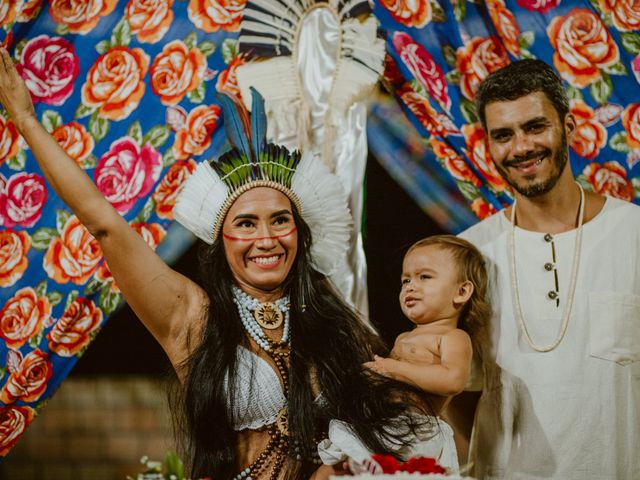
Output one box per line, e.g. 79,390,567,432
400,245,463,326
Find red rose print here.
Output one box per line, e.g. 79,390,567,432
126,0,175,43
456,36,510,101
594,103,624,127
0,172,47,228
462,123,508,191
486,0,520,57
94,261,118,292
81,47,150,121
0,349,53,404
632,56,640,85
0,32,12,50
0,287,50,349
94,137,163,214
43,216,103,285
0,231,31,288
0,1,18,27
16,35,80,106
0,114,20,167
379,0,431,28
398,85,447,137
599,0,640,32
17,0,44,23
382,55,406,88
133,222,166,248
570,99,607,159
548,9,620,88
393,32,451,111
49,0,117,34
172,105,221,160
51,122,95,166
583,161,634,201
430,138,482,186
0,406,35,456
188,0,246,32
151,40,207,105
471,197,498,219
516,0,559,13
47,297,102,356
622,103,640,149
153,159,197,219
215,55,245,102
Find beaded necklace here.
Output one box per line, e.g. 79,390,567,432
508,183,585,352
232,286,291,351
232,286,291,480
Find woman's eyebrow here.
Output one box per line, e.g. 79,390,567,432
232,213,259,221
270,209,292,218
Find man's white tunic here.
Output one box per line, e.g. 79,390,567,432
460,196,640,479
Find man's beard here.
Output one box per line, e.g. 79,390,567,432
496,134,569,198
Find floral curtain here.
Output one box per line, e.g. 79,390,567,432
0,0,240,457
375,0,640,221
368,93,478,233
1,0,639,460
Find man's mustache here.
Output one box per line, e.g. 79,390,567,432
503,149,550,167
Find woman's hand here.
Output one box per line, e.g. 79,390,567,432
309,462,350,479
363,354,392,377
0,48,36,131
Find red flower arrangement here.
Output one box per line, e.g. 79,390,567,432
370,454,447,474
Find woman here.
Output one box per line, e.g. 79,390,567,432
0,49,433,479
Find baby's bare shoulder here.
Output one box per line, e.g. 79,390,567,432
442,328,471,342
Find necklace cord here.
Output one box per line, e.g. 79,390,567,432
508,184,585,352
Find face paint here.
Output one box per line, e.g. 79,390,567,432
222,187,299,294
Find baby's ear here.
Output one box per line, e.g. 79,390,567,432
454,280,474,305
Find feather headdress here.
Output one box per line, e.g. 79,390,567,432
174,88,353,276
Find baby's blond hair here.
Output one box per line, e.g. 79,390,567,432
406,235,490,345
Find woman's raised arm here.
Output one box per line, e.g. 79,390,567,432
0,48,205,365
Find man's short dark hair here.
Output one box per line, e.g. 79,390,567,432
475,59,570,129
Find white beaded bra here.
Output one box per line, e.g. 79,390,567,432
224,346,287,431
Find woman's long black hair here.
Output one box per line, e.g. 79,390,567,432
171,206,434,479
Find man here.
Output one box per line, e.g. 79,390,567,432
458,59,640,479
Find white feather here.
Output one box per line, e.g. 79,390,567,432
292,151,353,275
174,162,229,245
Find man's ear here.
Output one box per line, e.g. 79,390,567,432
454,280,474,305
564,112,577,143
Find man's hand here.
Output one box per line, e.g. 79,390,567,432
0,48,37,131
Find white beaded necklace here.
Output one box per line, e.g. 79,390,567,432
232,286,290,351
508,183,585,353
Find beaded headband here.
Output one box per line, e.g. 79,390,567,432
173,88,353,276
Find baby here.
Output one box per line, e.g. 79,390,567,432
316,236,489,474
365,235,489,410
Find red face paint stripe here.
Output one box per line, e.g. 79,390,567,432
222,227,297,242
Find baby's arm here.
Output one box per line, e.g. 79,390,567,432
364,329,472,396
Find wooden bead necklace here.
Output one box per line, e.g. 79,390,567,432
232,288,291,480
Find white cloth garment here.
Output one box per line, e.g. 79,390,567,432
317,415,460,474
224,346,286,431
236,5,385,316
460,196,640,479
